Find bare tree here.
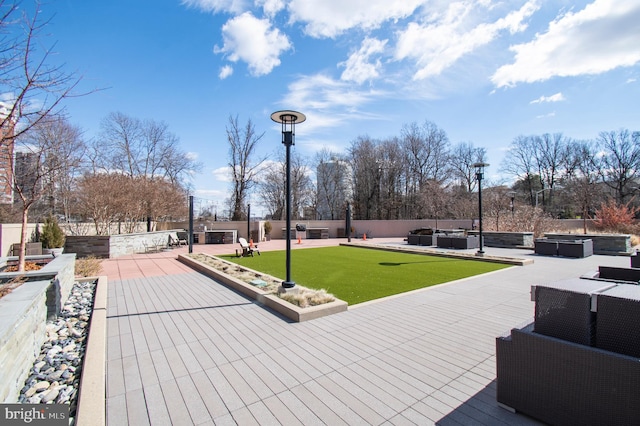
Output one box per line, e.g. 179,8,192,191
563,140,603,232
534,133,569,210
401,120,450,218
349,136,382,220
73,173,187,235
1,116,83,270
258,149,312,220
36,117,85,219
0,1,82,145
449,141,486,192
598,129,640,204
377,138,405,219
226,115,266,221
483,185,512,231
501,135,543,206
258,161,285,220
95,112,199,185
418,179,450,228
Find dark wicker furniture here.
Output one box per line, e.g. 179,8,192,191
498,279,640,425
557,239,593,258
534,238,557,256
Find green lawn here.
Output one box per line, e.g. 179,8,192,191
220,246,511,305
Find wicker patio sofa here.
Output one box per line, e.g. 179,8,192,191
497,280,640,425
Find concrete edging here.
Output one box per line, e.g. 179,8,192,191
75,275,107,426
178,254,348,322
341,241,534,266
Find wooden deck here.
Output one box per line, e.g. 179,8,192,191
105,242,629,425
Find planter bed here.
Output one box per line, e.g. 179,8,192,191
178,254,347,322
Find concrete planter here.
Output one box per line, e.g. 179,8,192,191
0,254,76,319
178,254,348,322
0,279,50,402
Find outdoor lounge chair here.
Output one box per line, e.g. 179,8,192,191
176,231,188,246
238,237,259,257
169,231,188,247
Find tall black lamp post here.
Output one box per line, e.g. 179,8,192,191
271,110,306,289
247,203,251,242
508,191,516,218
473,162,489,256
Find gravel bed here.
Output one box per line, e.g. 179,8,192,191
17,280,97,424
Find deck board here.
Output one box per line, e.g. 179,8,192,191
106,246,630,425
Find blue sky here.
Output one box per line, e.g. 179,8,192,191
46,0,639,212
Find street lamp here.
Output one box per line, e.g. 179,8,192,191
473,162,489,256
271,110,306,289
247,203,251,242
508,191,516,217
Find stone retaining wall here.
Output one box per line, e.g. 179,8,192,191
0,254,77,318
0,280,50,402
65,236,110,258
467,231,534,248
66,230,183,258
543,233,631,255
0,254,77,402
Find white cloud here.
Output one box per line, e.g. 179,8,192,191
530,92,565,104
214,12,291,76
627,78,637,83
285,73,384,111
288,0,426,38
219,65,234,79
212,166,233,182
181,0,248,14
395,1,539,80
536,112,556,119
492,0,640,87
256,0,285,16
277,73,388,136
339,37,388,84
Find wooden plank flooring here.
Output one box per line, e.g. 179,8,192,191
106,249,629,425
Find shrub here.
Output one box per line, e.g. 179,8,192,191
75,256,103,277
593,199,639,233
40,216,65,248
263,221,272,235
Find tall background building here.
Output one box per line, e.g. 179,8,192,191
0,124,15,204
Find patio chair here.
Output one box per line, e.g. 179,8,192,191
168,232,188,247
238,237,259,257
176,231,189,246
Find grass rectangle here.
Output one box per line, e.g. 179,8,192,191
219,246,510,305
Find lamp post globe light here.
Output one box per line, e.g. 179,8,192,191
271,110,306,289
473,162,489,256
